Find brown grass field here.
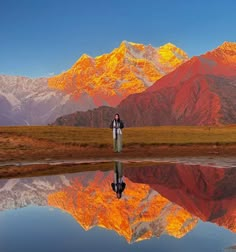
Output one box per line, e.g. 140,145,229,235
0,125,236,163
1,125,236,144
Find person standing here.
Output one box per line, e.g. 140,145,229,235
110,113,124,153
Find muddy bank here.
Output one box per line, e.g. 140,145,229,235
0,142,236,163
0,133,235,165
0,156,236,179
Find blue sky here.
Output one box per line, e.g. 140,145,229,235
0,0,235,78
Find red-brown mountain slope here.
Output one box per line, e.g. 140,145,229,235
53,42,236,126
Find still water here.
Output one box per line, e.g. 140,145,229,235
0,159,236,252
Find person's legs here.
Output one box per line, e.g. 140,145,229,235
113,138,118,152
117,135,122,152
117,162,123,178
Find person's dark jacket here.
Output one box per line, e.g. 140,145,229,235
109,120,124,129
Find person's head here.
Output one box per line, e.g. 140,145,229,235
116,192,122,199
114,113,120,121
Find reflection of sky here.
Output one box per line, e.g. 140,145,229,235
0,206,236,252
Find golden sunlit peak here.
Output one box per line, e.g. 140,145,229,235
157,42,188,63
120,40,142,48
119,40,131,51
119,40,145,52
48,39,188,100
70,53,93,68
218,41,236,50
80,53,93,59
129,41,141,46
159,42,179,50
120,40,130,46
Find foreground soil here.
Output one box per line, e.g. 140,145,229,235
0,134,235,163
0,142,235,179
0,125,235,163
0,125,235,178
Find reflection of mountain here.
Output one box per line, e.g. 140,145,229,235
0,175,73,210
48,171,197,243
124,164,236,232
0,167,197,243
0,162,235,243
225,245,236,251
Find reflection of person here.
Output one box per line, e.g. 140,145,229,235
109,113,124,153
111,161,126,199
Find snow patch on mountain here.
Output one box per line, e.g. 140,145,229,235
0,90,21,108
0,75,96,125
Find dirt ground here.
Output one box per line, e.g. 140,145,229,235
0,133,235,179
0,134,235,163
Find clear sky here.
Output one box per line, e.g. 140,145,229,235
0,0,235,78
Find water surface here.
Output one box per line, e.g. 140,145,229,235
0,159,236,252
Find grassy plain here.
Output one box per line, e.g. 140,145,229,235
0,125,235,163
1,125,236,146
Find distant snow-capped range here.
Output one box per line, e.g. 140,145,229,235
0,41,188,125
0,75,94,125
